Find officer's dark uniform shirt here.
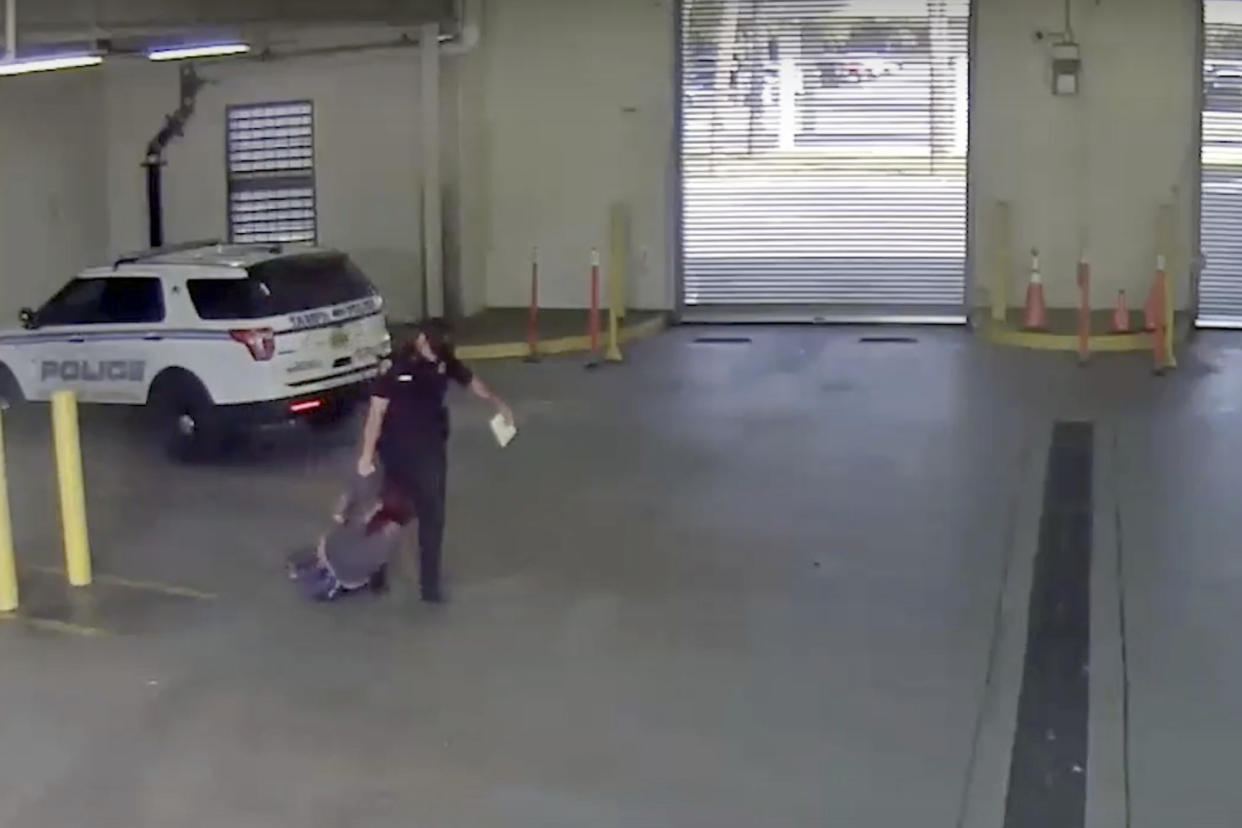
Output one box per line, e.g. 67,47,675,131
372,348,473,457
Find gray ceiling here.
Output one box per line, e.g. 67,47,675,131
12,0,456,41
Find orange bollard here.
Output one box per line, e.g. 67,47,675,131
1077,258,1090,363
524,246,540,363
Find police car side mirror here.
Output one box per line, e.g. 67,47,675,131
18,308,35,330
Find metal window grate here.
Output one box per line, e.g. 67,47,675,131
680,0,970,318
1199,2,1242,326
226,100,317,244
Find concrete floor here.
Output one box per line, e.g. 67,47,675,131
0,326,1237,826
440,308,664,346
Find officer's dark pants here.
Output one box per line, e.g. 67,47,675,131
381,440,447,595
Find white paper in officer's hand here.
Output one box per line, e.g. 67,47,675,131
489,413,517,448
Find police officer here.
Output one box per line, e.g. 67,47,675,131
356,318,512,603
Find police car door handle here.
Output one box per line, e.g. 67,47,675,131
143,333,163,341
68,337,85,343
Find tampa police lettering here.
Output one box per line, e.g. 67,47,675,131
288,298,377,330
41,360,146,383
289,310,332,329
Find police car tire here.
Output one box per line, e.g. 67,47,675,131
0,364,24,408
147,372,215,459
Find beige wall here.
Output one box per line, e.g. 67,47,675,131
0,0,1207,325
0,34,446,327
972,0,1200,310
0,72,108,321
456,0,677,311
441,52,489,317
103,46,429,323
470,0,1201,314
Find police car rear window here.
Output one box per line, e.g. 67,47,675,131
188,253,376,320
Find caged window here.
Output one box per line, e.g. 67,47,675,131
226,100,317,245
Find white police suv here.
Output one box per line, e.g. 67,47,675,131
0,241,391,456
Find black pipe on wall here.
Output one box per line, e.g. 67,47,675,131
143,65,204,250
144,161,163,248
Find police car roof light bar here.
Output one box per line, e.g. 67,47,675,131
113,238,223,269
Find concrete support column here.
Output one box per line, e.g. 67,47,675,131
6,0,15,60
421,21,444,318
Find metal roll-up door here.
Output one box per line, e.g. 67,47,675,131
1200,1,1242,327
680,0,970,320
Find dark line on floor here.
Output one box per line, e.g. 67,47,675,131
858,335,918,343
692,336,752,344
953,435,1035,828
1111,428,1134,828
1003,421,1093,828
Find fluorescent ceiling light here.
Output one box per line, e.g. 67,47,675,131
0,54,102,76
148,43,250,61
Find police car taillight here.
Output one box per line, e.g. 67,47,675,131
229,328,276,361
289,399,323,414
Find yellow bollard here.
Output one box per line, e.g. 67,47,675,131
605,202,629,363
605,297,623,363
0,409,17,612
1162,202,1179,370
1157,203,1179,370
992,200,1011,324
51,390,91,587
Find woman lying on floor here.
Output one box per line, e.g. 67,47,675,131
286,469,414,601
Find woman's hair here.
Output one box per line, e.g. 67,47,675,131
418,317,453,353
393,317,454,363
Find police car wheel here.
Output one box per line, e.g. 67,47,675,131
0,364,24,408
148,374,215,459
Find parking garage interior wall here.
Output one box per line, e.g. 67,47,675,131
467,0,1196,316
0,0,1204,325
972,0,1199,311
0,72,108,322
440,54,488,319
102,47,429,323
459,0,677,312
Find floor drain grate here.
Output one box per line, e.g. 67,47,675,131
693,336,752,344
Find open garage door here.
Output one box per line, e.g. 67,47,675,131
1200,1,1242,327
679,0,970,321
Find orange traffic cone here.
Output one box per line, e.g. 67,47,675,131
1023,248,1047,330
1112,290,1131,333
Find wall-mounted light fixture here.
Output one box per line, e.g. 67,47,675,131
148,43,250,62
0,54,102,75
